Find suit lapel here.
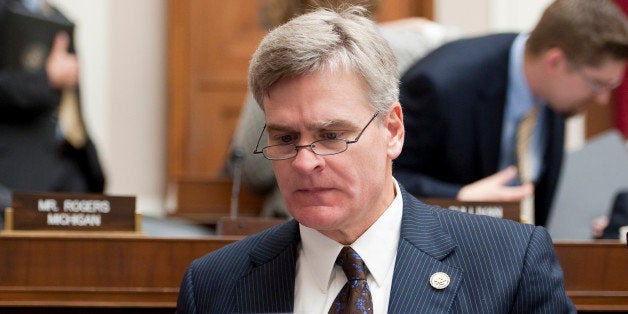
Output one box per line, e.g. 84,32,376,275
477,82,506,175
476,37,514,176
389,189,463,313
234,220,300,313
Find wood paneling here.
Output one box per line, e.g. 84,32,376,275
168,0,268,180
378,0,433,21
585,95,618,139
216,216,286,236
555,241,628,311
170,178,264,225
0,233,239,310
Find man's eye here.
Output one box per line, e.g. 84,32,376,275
322,132,341,140
279,134,294,143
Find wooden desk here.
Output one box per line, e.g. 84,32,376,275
555,240,628,312
1,234,626,312
0,233,239,313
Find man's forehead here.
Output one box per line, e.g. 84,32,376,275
262,100,372,125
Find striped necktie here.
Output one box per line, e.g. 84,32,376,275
58,88,86,149
516,105,540,224
329,246,373,314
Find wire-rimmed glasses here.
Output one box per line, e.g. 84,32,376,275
571,64,622,93
253,111,379,160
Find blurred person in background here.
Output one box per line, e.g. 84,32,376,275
0,0,105,227
394,0,628,226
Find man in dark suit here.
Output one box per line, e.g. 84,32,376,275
177,6,573,313
394,0,628,227
0,0,105,223
599,190,628,240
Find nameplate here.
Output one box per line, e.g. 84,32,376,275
421,198,521,222
6,192,137,232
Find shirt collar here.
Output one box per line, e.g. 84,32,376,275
22,0,45,13
299,179,403,291
509,33,541,118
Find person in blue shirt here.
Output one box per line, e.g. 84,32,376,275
394,0,628,227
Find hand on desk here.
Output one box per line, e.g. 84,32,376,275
591,215,609,238
457,166,534,202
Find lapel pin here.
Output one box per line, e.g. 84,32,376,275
430,272,450,290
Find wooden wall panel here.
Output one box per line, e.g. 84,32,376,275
378,0,433,21
585,95,617,139
185,90,247,176
189,1,264,85
169,0,267,180
167,0,191,178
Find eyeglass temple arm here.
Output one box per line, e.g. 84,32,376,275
253,124,266,154
349,111,379,143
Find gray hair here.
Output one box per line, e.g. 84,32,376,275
248,6,399,113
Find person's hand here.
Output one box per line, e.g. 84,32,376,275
46,32,79,90
591,215,609,238
457,166,534,202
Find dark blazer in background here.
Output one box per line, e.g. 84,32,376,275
394,33,565,227
601,190,628,239
176,187,574,313
0,0,105,214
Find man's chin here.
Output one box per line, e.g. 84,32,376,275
289,205,344,229
561,108,585,118
555,101,591,118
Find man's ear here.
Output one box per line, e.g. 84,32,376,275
385,102,404,160
544,47,568,71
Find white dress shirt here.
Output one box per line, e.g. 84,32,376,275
293,180,403,313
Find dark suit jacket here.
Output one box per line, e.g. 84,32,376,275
177,187,574,313
0,0,105,212
601,191,628,239
394,33,565,227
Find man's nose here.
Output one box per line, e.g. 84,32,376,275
291,144,324,173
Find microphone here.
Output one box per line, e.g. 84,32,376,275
229,147,245,219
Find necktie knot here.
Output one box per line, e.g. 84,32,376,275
329,246,373,314
336,246,367,281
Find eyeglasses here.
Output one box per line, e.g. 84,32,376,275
253,111,379,160
572,65,622,93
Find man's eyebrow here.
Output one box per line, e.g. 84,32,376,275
266,119,356,132
320,119,354,129
265,124,294,133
